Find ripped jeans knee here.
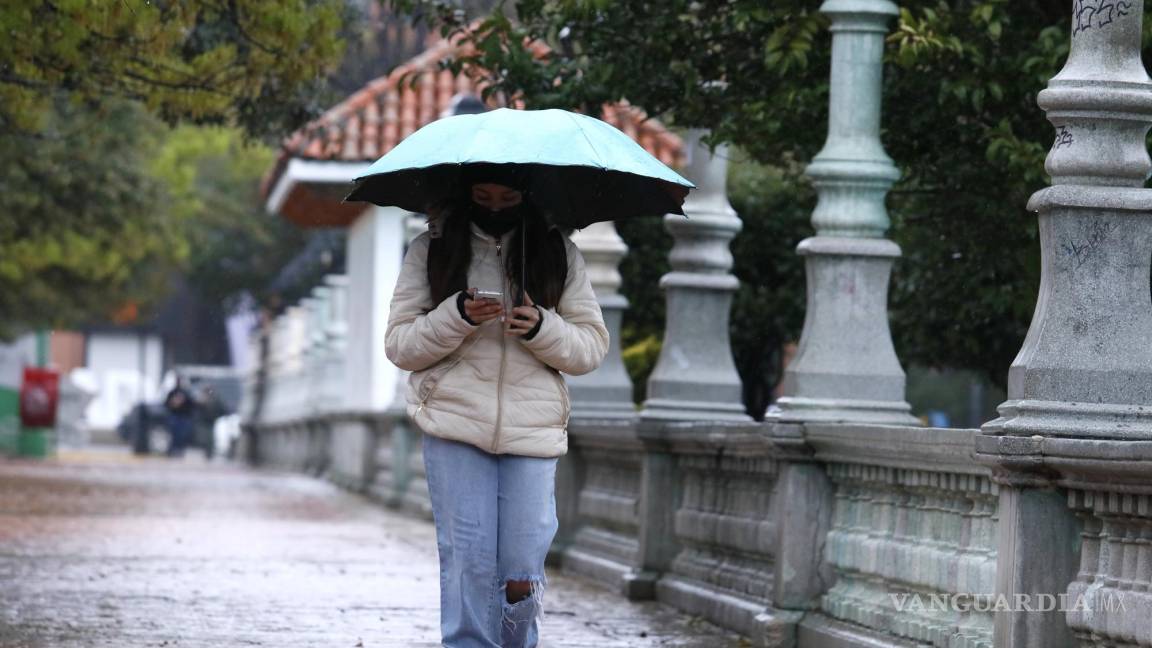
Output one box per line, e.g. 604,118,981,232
498,573,548,647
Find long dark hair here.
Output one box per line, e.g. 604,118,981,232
427,196,568,309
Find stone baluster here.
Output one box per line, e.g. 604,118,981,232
640,129,749,421
567,222,634,417
302,293,326,414
975,3,1152,647
771,0,917,426
324,274,349,412
282,305,308,422
240,323,263,425
265,314,289,424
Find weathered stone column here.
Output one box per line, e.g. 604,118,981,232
567,222,635,417
621,130,749,600
976,3,1152,646
772,0,918,426
640,129,749,421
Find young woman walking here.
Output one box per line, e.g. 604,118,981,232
384,164,609,647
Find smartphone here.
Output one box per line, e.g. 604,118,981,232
474,289,503,301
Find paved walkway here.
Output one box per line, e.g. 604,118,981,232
0,448,747,647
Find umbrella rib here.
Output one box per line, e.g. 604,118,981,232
566,112,608,169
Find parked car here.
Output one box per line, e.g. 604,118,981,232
116,402,169,452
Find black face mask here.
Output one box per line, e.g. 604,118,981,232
468,201,525,237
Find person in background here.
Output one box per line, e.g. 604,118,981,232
163,377,196,458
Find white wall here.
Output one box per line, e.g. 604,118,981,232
84,332,163,430
345,205,407,412
0,334,37,392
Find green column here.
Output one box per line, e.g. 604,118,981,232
19,329,53,458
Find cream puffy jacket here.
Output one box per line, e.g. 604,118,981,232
384,223,609,457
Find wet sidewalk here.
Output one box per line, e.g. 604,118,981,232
0,448,747,647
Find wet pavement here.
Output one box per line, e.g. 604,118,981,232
0,448,748,647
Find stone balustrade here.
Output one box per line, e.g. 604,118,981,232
239,2,1152,646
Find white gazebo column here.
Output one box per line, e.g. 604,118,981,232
976,3,1152,647
772,0,917,426
640,129,749,422
567,222,634,417
345,206,408,413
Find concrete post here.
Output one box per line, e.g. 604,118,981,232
567,222,635,417
640,129,750,422
772,0,918,426
977,2,1152,646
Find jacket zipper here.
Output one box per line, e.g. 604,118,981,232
491,239,507,452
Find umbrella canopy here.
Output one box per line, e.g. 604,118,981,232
343,108,694,229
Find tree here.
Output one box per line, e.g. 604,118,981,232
2,1,353,338
0,0,348,140
392,0,1096,399
0,100,182,337
149,125,314,313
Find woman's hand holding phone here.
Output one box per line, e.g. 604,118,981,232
464,288,504,324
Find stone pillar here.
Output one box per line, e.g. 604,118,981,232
976,3,1152,646
772,0,918,426
567,222,635,417
640,129,749,422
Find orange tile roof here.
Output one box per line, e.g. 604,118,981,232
264,34,685,212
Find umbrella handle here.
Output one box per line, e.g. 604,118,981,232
516,213,527,308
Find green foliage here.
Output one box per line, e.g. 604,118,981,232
727,156,811,417
149,125,313,311
0,100,181,337
0,0,347,140
393,0,1093,390
621,334,661,406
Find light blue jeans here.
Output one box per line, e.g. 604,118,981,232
422,432,559,648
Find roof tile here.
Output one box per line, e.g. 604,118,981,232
265,35,684,201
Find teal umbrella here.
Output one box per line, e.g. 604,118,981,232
343,108,694,229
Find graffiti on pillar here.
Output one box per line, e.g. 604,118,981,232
1073,0,1134,35
1054,126,1075,149
1060,220,1117,269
